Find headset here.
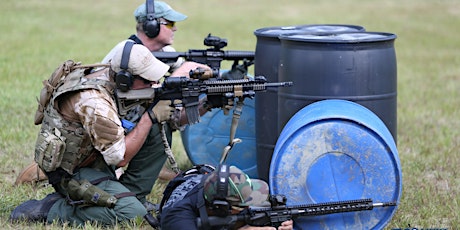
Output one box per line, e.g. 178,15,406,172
143,0,161,38
115,41,135,92
210,164,232,217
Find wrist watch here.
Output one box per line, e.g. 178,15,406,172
147,110,158,124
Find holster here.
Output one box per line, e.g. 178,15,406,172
66,179,118,208
48,156,135,208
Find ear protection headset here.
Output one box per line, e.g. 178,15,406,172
115,41,135,92
210,164,232,217
143,0,161,38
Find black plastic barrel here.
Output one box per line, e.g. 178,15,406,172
254,24,365,181
277,32,398,145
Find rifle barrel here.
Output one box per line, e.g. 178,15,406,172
151,50,255,61
372,201,398,208
265,82,293,87
221,50,255,60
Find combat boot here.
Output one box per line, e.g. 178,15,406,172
144,213,160,229
10,192,62,223
14,162,48,186
143,201,160,228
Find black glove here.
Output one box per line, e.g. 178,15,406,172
221,63,247,80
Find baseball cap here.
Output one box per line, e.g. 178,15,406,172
110,41,169,82
203,165,270,207
134,1,187,23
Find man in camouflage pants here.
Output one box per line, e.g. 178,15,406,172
13,1,211,226
10,42,201,227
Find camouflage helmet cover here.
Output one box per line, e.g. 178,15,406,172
203,165,269,207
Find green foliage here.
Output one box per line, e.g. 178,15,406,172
1,0,459,229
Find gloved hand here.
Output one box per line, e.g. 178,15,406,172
221,63,247,80
148,100,175,123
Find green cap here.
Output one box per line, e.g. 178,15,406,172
203,165,270,207
134,1,187,23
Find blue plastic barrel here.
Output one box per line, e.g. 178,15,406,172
254,24,366,182
270,100,402,229
181,97,257,178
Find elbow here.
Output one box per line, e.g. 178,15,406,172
101,139,126,166
116,160,128,167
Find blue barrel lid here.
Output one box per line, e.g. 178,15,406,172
279,31,397,43
270,99,401,229
254,24,365,38
181,96,257,178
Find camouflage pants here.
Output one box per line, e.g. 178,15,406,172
118,123,172,204
47,124,172,226
47,167,146,226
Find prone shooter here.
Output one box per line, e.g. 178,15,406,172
198,194,397,229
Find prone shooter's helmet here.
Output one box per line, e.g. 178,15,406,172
203,165,270,216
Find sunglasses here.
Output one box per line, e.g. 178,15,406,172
160,20,176,29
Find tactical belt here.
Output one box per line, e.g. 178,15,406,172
76,151,99,168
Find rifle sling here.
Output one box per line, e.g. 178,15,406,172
219,98,244,164
160,122,180,174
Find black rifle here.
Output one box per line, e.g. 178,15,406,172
115,72,293,125
197,195,397,229
152,34,255,76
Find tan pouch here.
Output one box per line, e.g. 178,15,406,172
34,128,66,172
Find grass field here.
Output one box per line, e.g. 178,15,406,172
1,0,459,229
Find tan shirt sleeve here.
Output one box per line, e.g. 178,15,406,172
59,89,126,165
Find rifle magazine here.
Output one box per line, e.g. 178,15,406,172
185,104,200,125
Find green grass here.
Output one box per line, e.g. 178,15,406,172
1,0,459,229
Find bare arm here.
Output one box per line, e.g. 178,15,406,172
169,61,211,77
237,220,293,230
117,112,153,167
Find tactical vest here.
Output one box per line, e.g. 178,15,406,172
34,66,114,175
